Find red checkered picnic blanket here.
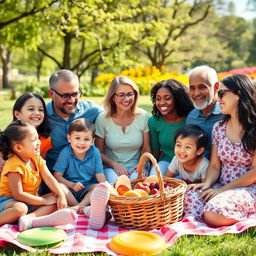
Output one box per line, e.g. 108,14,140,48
0,214,256,255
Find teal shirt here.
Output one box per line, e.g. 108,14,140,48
148,116,185,162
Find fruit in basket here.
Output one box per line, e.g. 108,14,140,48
144,175,159,183
149,182,156,190
134,189,148,197
134,182,150,194
115,175,131,189
123,190,142,197
116,184,132,195
150,188,159,195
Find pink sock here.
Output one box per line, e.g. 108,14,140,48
19,208,77,232
88,183,110,230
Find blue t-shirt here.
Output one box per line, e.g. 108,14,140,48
186,102,224,159
46,100,103,169
53,144,103,184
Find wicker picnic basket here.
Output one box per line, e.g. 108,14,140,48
108,152,187,230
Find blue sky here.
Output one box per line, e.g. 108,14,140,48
233,0,256,20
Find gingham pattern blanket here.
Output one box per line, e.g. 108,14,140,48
1,214,256,255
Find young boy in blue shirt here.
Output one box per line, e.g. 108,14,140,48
53,118,106,213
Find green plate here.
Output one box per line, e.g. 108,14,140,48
32,240,65,249
17,227,67,248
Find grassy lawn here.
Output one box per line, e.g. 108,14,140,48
0,94,256,255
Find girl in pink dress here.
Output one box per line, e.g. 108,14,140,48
185,74,256,227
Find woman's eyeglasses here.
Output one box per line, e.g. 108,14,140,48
114,92,135,100
217,89,232,99
51,88,82,100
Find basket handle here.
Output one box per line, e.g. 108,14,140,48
137,152,166,200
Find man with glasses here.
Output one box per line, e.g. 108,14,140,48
46,69,103,170
186,65,224,159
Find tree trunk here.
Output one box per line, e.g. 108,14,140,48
0,45,12,89
63,32,73,69
36,54,44,81
91,66,99,85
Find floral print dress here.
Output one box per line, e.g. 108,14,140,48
184,121,256,220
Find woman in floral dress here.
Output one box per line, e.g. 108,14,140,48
185,74,256,227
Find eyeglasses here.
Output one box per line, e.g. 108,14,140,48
51,88,82,100
217,89,233,99
114,92,135,100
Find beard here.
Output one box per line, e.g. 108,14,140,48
191,87,214,110
192,97,211,110
60,102,77,116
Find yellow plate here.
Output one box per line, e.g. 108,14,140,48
109,231,166,256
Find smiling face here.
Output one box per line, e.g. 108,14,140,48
217,83,239,115
155,87,175,116
49,77,80,118
67,130,94,159
113,84,135,112
14,97,45,128
174,135,203,165
14,126,41,162
189,72,215,110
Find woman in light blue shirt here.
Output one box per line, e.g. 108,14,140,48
95,76,151,184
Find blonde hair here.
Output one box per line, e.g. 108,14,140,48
103,76,140,117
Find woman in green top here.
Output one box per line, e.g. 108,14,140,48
149,79,194,175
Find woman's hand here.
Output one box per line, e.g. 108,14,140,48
200,187,224,202
113,162,129,176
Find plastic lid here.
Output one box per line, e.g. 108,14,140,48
17,227,67,247
109,231,166,255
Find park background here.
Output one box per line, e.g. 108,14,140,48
1,0,256,255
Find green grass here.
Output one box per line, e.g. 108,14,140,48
0,95,256,255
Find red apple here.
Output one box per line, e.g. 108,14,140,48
150,188,159,195
135,182,150,194
155,182,160,190
149,182,156,190
163,181,168,188
117,184,132,195
142,182,150,187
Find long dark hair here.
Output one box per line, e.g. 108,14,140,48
221,74,256,153
0,121,32,160
12,93,50,137
151,79,194,119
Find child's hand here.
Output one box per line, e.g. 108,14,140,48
57,194,67,209
42,193,57,205
189,181,210,192
72,182,84,192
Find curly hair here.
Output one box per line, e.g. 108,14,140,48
221,74,256,153
151,79,194,119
